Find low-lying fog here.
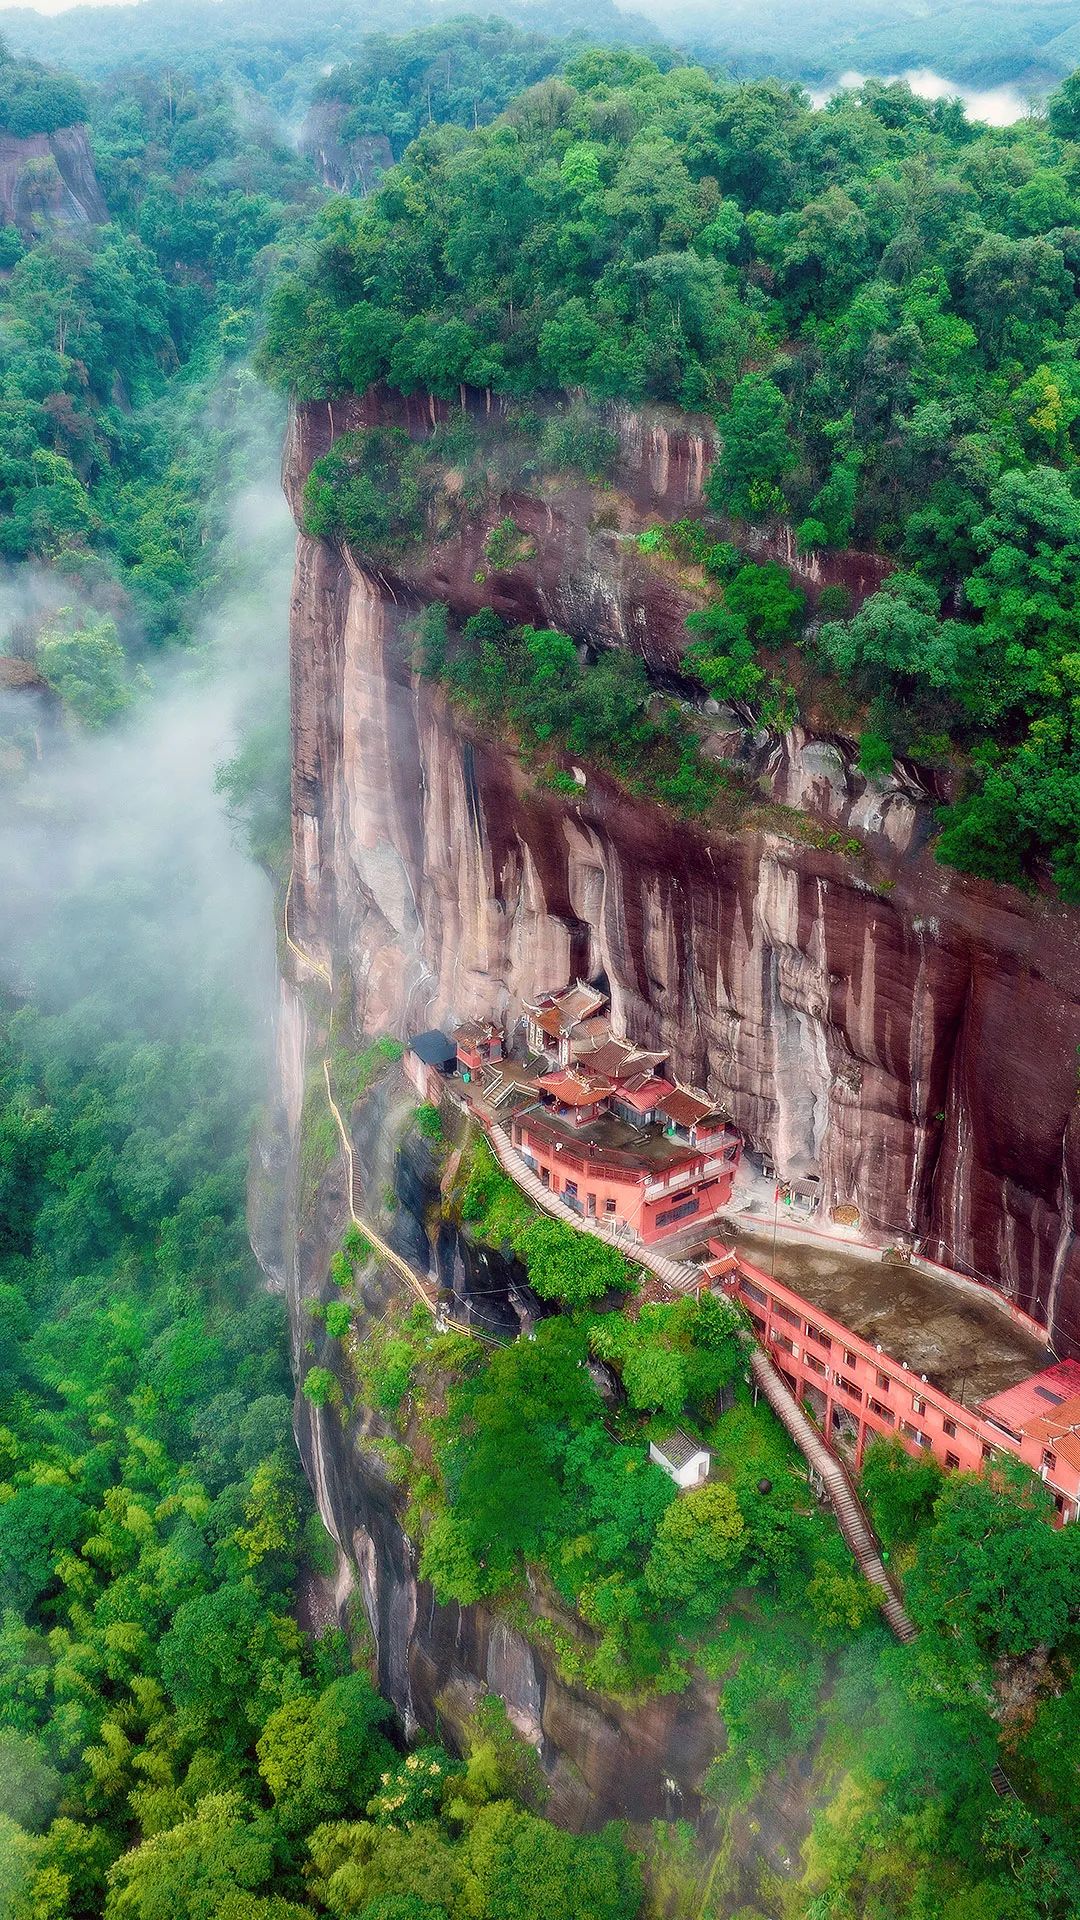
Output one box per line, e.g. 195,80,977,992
810,67,1034,123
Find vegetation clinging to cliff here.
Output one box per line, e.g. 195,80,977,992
458,1132,634,1304
0,36,86,134
265,55,1080,896
412,603,734,822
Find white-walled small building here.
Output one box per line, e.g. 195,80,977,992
649,1431,710,1489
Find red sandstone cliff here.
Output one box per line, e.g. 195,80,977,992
282,396,1080,1357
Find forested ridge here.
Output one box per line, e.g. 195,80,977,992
2,14,1080,1920
0,24,645,1920
265,53,1080,897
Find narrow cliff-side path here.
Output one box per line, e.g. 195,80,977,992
283,868,332,988
749,1347,916,1642
285,871,502,1343
320,1056,443,1316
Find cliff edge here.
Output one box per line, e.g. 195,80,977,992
282,390,1080,1356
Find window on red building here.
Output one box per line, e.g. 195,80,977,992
844,1349,858,1368
875,1370,889,1390
868,1398,894,1424
604,1197,617,1215
805,1323,832,1351
836,1375,862,1402
742,1280,767,1307
804,1353,829,1378
774,1302,801,1329
912,1395,927,1415
943,1418,957,1438
981,1444,993,1461
1043,1450,1058,1472
945,1451,960,1469
656,1196,700,1227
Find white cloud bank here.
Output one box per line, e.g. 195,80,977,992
810,67,1034,125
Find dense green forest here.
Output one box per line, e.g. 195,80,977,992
11,0,1080,94
1,0,654,118
264,55,1080,896
0,31,319,670
313,1129,1080,1919
3,14,1080,1920
0,26,643,1920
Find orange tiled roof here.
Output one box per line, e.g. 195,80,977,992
581,1039,634,1077
537,1069,614,1107
614,1076,676,1113
527,982,608,1036
533,1006,566,1040
658,1087,722,1129
1018,1394,1080,1474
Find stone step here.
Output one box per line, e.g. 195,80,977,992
748,1348,916,1643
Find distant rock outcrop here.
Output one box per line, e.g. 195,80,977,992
0,123,107,232
297,100,393,195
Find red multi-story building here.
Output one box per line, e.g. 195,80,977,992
447,983,745,1246
711,1241,1080,1523
512,1107,740,1244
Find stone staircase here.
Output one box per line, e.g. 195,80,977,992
748,1347,916,1642
482,1117,703,1296
481,1111,917,1641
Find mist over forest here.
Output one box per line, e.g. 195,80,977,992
1,1,1080,1917
8,0,1080,94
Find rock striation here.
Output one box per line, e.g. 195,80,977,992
297,101,393,195
282,394,1080,1356
0,124,106,231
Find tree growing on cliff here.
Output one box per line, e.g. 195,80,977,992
519,1216,629,1308
705,374,795,520
644,1481,746,1617
303,429,429,556
906,1460,1080,1659
860,1436,943,1548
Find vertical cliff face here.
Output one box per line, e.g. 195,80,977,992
0,125,106,230
284,400,1080,1355
254,1029,818,1898
297,103,394,195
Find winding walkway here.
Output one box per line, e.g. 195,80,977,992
285,874,499,1343
320,1057,442,1317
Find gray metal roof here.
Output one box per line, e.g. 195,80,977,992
408,1030,456,1067
652,1429,706,1469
